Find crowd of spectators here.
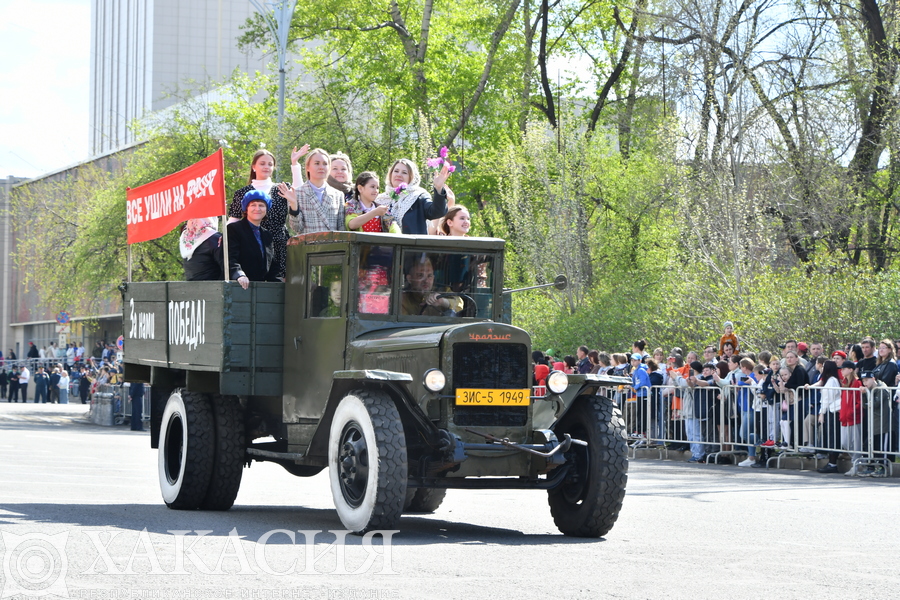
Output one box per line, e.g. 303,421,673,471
1,339,123,405
534,323,900,477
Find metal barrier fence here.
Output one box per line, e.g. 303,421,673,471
616,382,897,477
90,383,150,427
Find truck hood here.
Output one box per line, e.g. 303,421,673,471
350,322,529,353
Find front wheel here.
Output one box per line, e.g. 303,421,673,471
328,390,408,534
548,395,628,537
158,389,215,510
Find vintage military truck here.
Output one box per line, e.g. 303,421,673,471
122,231,628,536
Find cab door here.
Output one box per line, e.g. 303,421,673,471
283,248,347,423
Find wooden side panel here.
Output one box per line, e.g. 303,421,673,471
123,281,284,397
167,282,227,370
123,282,169,366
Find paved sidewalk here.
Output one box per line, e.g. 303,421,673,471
0,400,91,425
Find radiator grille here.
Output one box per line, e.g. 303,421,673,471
452,343,529,427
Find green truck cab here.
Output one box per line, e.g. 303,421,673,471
122,231,628,536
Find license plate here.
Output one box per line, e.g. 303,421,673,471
455,388,531,406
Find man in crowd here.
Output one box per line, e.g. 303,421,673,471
576,346,592,374
805,342,823,380
721,341,735,361
26,341,39,368
18,364,30,402
33,367,49,404
7,367,18,402
48,366,60,403
857,337,877,373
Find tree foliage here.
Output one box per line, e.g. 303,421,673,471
13,0,900,354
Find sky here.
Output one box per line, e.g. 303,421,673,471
0,0,91,179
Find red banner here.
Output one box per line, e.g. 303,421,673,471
126,149,226,244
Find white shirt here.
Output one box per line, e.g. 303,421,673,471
19,367,30,384
58,375,69,389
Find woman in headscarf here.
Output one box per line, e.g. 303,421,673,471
180,217,223,281
227,149,292,280
377,159,451,235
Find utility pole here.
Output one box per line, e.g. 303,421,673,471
249,0,298,162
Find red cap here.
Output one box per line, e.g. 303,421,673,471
831,350,847,359
797,342,808,352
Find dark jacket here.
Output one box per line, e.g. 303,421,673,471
576,357,592,374
34,372,49,391
871,359,898,387
226,220,279,282
399,188,448,235
183,234,224,281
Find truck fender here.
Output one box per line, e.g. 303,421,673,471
304,370,442,461
543,383,611,430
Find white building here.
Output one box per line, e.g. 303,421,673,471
90,0,267,155
5,1,273,385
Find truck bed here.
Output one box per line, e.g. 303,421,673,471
123,281,284,396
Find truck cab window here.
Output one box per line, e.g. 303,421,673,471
400,250,494,318
308,256,344,318
358,245,393,315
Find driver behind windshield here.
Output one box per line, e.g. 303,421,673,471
401,254,464,316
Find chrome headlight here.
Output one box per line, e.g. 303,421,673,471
547,370,568,394
423,369,446,392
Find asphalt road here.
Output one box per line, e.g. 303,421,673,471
1,401,898,600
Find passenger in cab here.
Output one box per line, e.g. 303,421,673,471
228,190,279,289
401,254,463,316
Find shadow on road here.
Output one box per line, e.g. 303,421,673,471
0,503,603,545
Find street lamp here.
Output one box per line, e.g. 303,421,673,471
249,0,298,149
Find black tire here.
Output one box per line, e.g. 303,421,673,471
548,395,628,537
280,463,326,477
200,394,245,510
158,389,215,510
403,487,447,513
328,389,408,534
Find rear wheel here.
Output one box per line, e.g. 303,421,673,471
328,389,407,534
548,395,628,537
200,394,245,510
158,389,214,510
403,488,447,513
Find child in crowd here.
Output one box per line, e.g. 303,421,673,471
837,364,863,476
718,321,740,356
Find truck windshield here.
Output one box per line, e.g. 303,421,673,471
399,250,494,318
